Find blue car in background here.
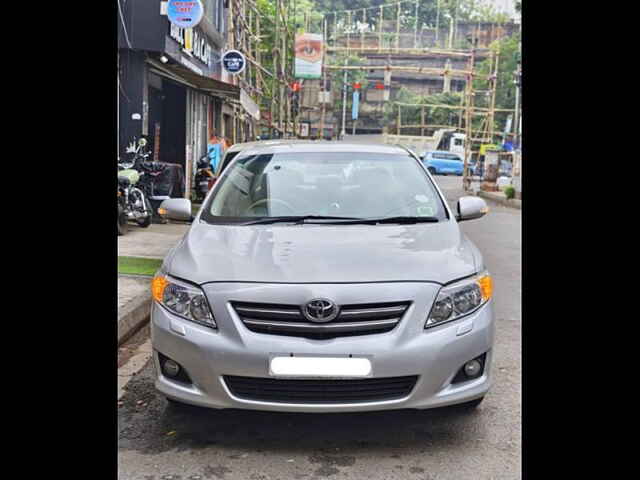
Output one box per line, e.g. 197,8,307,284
421,151,464,176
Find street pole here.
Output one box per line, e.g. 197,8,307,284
341,58,348,139
513,69,519,137
320,17,326,140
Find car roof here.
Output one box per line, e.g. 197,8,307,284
225,139,318,154
427,150,461,155
236,141,410,157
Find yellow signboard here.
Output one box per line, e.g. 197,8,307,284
479,144,500,156
184,28,193,52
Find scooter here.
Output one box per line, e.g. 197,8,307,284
193,154,215,203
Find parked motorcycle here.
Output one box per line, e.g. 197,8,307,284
117,138,153,234
193,154,215,203
117,179,128,236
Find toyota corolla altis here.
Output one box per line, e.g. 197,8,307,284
152,142,493,413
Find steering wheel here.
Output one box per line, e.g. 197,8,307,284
247,198,297,215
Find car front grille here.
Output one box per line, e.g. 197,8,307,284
231,301,411,339
223,375,418,404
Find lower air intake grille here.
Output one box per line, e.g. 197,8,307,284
223,375,418,404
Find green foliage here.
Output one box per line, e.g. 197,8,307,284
504,186,515,199
328,52,367,112
118,256,163,277
473,32,521,133
392,88,464,129
314,0,512,31
256,0,324,111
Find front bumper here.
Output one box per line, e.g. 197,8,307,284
151,282,494,412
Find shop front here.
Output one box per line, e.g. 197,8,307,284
118,0,240,201
144,25,239,198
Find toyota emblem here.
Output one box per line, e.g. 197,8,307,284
302,299,339,323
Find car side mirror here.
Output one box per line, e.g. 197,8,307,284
158,198,193,223
456,196,488,222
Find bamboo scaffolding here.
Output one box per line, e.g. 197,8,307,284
326,46,475,57
321,4,511,153
398,124,491,135
324,65,486,78
394,102,514,113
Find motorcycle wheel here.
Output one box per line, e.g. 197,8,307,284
117,204,128,236
136,196,153,228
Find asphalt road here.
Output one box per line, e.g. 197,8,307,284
118,175,522,480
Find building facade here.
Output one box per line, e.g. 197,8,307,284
118,0,243,198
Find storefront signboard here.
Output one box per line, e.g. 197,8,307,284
169,24,212,67
222,50,246,75
167,1,204,29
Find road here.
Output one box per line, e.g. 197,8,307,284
118,175,522,480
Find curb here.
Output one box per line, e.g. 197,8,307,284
477,190,522,210
118,291,151,346
118,340,152,400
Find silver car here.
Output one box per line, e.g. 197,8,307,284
152,142,494,413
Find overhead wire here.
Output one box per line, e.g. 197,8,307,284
117,0,133,49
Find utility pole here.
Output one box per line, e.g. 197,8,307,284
320,17,327,139
513,52,522,147
341,57,348,139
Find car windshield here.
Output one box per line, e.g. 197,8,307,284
201,151,448,223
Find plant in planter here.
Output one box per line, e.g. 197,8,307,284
504,186,515,200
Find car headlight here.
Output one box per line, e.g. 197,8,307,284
425,271,492,329
151,272,217,329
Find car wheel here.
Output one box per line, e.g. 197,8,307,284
428,167,436,175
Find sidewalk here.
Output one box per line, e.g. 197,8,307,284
118,222,190,259
476,189,522,210
117,222,189,345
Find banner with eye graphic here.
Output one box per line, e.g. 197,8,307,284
294,33,323,79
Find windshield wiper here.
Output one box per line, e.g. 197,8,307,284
241,215,439,225
240,215,364,225
332,216,440,225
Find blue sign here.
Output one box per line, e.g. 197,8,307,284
352,91,360,120
168,0,204,29
222,50,246,75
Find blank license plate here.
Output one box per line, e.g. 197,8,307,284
269,356,372,378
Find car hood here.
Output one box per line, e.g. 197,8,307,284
168,220,478,285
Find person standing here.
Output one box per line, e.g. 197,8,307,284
207,129,223,172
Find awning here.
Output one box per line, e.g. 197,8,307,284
240,88,260,121
147,58,240,100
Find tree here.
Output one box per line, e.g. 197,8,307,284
312,0,511,32
473,31,521,133
327,52,368,114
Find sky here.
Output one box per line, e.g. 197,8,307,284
483,0,518,18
